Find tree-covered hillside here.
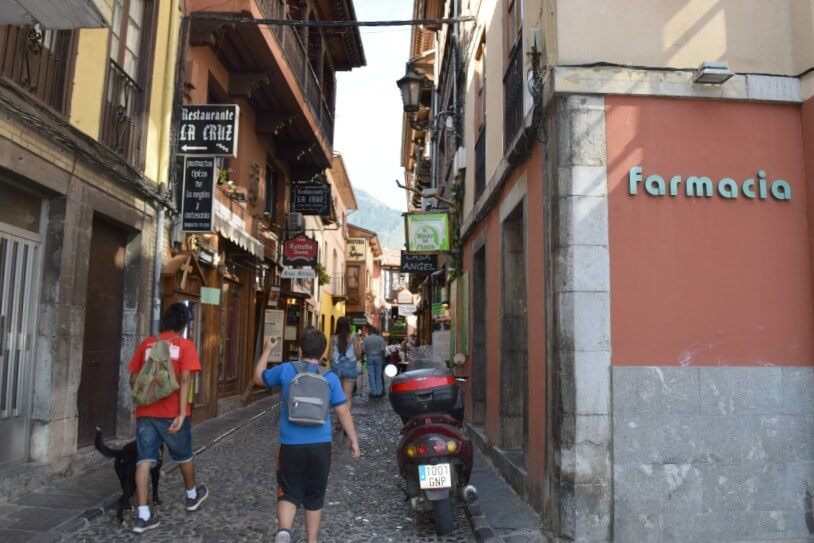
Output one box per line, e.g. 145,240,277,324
348,189,405,251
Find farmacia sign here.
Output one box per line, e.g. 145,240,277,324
628,167,791,201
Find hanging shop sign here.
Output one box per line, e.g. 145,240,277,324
178,104,239,157
181,157,216,232
400,252,438,274
346,238,366,261
405,212,450,253
283,234,318,267
398,303,417,316
281,268,316,279
628,167,792,201
292,183,331,215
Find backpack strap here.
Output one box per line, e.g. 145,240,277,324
292,360,327,375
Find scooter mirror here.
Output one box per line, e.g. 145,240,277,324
384,364,398,378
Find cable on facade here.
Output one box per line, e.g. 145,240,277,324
0,79,170,208
187,13,476,28
559,61,812,80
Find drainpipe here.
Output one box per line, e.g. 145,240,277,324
152,1,184,335
152,207,165,335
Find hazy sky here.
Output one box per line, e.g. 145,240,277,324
334,0,413,212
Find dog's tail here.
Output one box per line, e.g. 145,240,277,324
94,427,121,459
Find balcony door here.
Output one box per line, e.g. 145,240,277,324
101,0,156,167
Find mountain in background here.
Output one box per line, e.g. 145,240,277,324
348,189,405,251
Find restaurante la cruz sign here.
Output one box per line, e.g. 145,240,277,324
177,104,239,157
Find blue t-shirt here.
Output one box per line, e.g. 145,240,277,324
261,361,347,445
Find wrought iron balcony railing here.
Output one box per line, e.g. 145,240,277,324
475,129,486,198
503,38,524,150
100,60,143,167
0,24,72,113
329,273,346,298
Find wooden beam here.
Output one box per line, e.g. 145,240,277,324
255,114,295,134
229,72,271,99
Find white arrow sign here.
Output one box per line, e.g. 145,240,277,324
181,145,207,152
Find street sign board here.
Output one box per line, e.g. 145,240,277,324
178,104,239,157
292,183,331,215
400,252,438,274
399,304,417,316
281,268,316,279
181,157,216,232
405,212,450,253
283,234,318,267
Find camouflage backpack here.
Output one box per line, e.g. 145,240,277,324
132,336,180,406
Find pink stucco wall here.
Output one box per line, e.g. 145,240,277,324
606,96,813,366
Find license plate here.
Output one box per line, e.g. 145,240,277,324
418,463,451,489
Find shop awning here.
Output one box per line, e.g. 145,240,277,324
214,200,263,258
0,0,107,29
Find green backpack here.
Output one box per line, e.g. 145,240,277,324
132,336,180,406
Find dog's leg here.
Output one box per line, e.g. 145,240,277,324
150,465,162,506
117,493,128,525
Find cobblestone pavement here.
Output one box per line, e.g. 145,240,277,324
65,393,477,543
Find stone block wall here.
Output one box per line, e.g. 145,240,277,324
613,366,814,542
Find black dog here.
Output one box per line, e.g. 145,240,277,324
94,427,162,524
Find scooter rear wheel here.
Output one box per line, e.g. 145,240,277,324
432,496,455,535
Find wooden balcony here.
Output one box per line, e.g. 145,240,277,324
188,0,364,180
0,24,72,114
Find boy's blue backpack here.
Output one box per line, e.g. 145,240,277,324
287,361,331,426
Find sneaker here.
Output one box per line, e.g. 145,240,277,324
132,516,160,534
185,483,209,511
274,529,292,543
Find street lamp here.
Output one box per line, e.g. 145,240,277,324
396,65,428,114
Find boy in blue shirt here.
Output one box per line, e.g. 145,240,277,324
254,327,361,543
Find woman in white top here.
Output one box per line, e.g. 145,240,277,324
328,316,363,410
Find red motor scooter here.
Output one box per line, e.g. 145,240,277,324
387,361,477,535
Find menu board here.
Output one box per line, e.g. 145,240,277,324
263,309,284,363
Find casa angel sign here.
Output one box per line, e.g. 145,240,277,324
404,212,450,254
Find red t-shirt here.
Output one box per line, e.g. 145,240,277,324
128,331,201,419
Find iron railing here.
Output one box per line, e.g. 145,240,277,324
503,38,524,150
475,129,486,198
100,59,143,167
329,273,346,298
0,24,72,113
255,0,334,145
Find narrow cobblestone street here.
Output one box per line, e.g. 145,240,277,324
66,391,476,543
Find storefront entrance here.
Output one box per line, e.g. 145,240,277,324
0,191,42,463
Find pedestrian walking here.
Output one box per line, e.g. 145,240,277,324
126,302,208,534
363,325,388,397
254,328,361,543
328,316,363,410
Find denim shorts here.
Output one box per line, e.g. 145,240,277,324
331,358,358,381
136,416,193,465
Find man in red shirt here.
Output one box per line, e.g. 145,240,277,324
127,302,208,533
